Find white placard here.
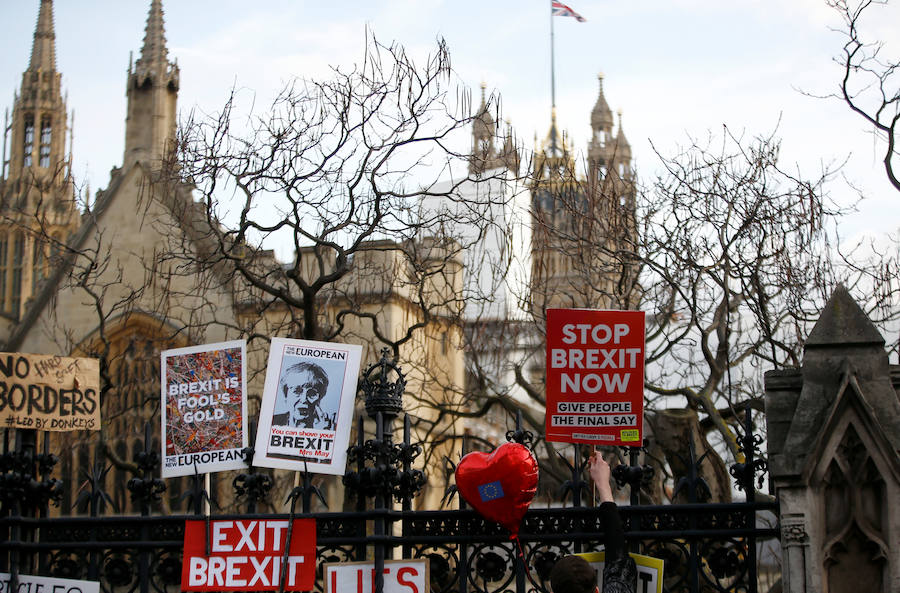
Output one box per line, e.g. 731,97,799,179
324,559,429,593
253,338,362,475
0,573,100,593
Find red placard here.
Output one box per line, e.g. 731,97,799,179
545,309,645,446
182,519,316,591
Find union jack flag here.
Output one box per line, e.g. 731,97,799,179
551,0,586,22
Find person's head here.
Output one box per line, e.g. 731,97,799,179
279,362,329,424
549,555,599,593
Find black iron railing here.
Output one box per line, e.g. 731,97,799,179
1,350,777,593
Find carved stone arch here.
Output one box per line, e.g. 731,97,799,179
72,311,189,428
765,287,900,593
55,312,190,514
805,371,896,593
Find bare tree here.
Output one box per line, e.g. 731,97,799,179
634,128,842,500
160,32,512,345
151,33,522,504
828,0,900,193
454,126,900,503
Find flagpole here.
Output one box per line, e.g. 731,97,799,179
550,3,556,110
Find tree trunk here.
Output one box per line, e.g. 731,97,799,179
647,408,732,503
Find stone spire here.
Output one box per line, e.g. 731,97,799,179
139,0,168,73
469,82,517,175
587,73,634,188
499,119,520,175
531,106,576,185
543,107,562,157
4,0,69,182
615,109,631,162
590,74,614,137
124,0,180,169
0,0,78,320
472,83,496,145
28,0,57,73
588,73,615,166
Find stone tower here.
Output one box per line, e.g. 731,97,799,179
529,75,638,316
529,107,580,314
0,0,79,320
469,83,520,176
587,75,634,194
124,0,180,170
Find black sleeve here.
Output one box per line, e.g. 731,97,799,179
599,501,626,562
599,502,637,593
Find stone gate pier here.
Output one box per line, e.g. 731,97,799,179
765,286,900,593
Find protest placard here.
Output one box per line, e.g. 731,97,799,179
182,519,316,591
253,338,362,474
0,572,100,593
0,352,100,431
576,551,664,593
160,340,247,478
545,309,645,446
324,559,429,593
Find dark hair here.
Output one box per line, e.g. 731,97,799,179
549,555,598,593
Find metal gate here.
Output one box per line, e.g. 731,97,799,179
1,352,777,593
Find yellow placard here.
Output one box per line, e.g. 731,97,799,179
577,551,664,593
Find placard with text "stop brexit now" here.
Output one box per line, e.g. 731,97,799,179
545,309,645,446
182,519,316,591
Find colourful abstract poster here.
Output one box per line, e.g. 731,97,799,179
253,338,362,475
161,340,248,478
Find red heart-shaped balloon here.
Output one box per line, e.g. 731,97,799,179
455,442,539,535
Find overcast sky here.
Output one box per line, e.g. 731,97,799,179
2,0,898,242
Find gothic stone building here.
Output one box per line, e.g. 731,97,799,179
1,0,464,514
529,77,639,316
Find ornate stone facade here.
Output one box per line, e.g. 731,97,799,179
1,1,465,515
529,76,638,315
0,0,79,322
765,286,900,593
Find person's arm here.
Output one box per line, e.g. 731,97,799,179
589,451,637,593
588,452,625,561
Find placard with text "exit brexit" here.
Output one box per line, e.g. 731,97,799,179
181,519,316,591
545,309,645,446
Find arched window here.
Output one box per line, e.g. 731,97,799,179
50,232,62,266
130,440,143,513
76,445,90,514
23,116,35,167
32,238,45,292
11,233,24,317
0,235,7,312
114,440,129,513
39,117,52,168
70,315,189,515
168,475,184,514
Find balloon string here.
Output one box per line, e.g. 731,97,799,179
512,534,538,586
